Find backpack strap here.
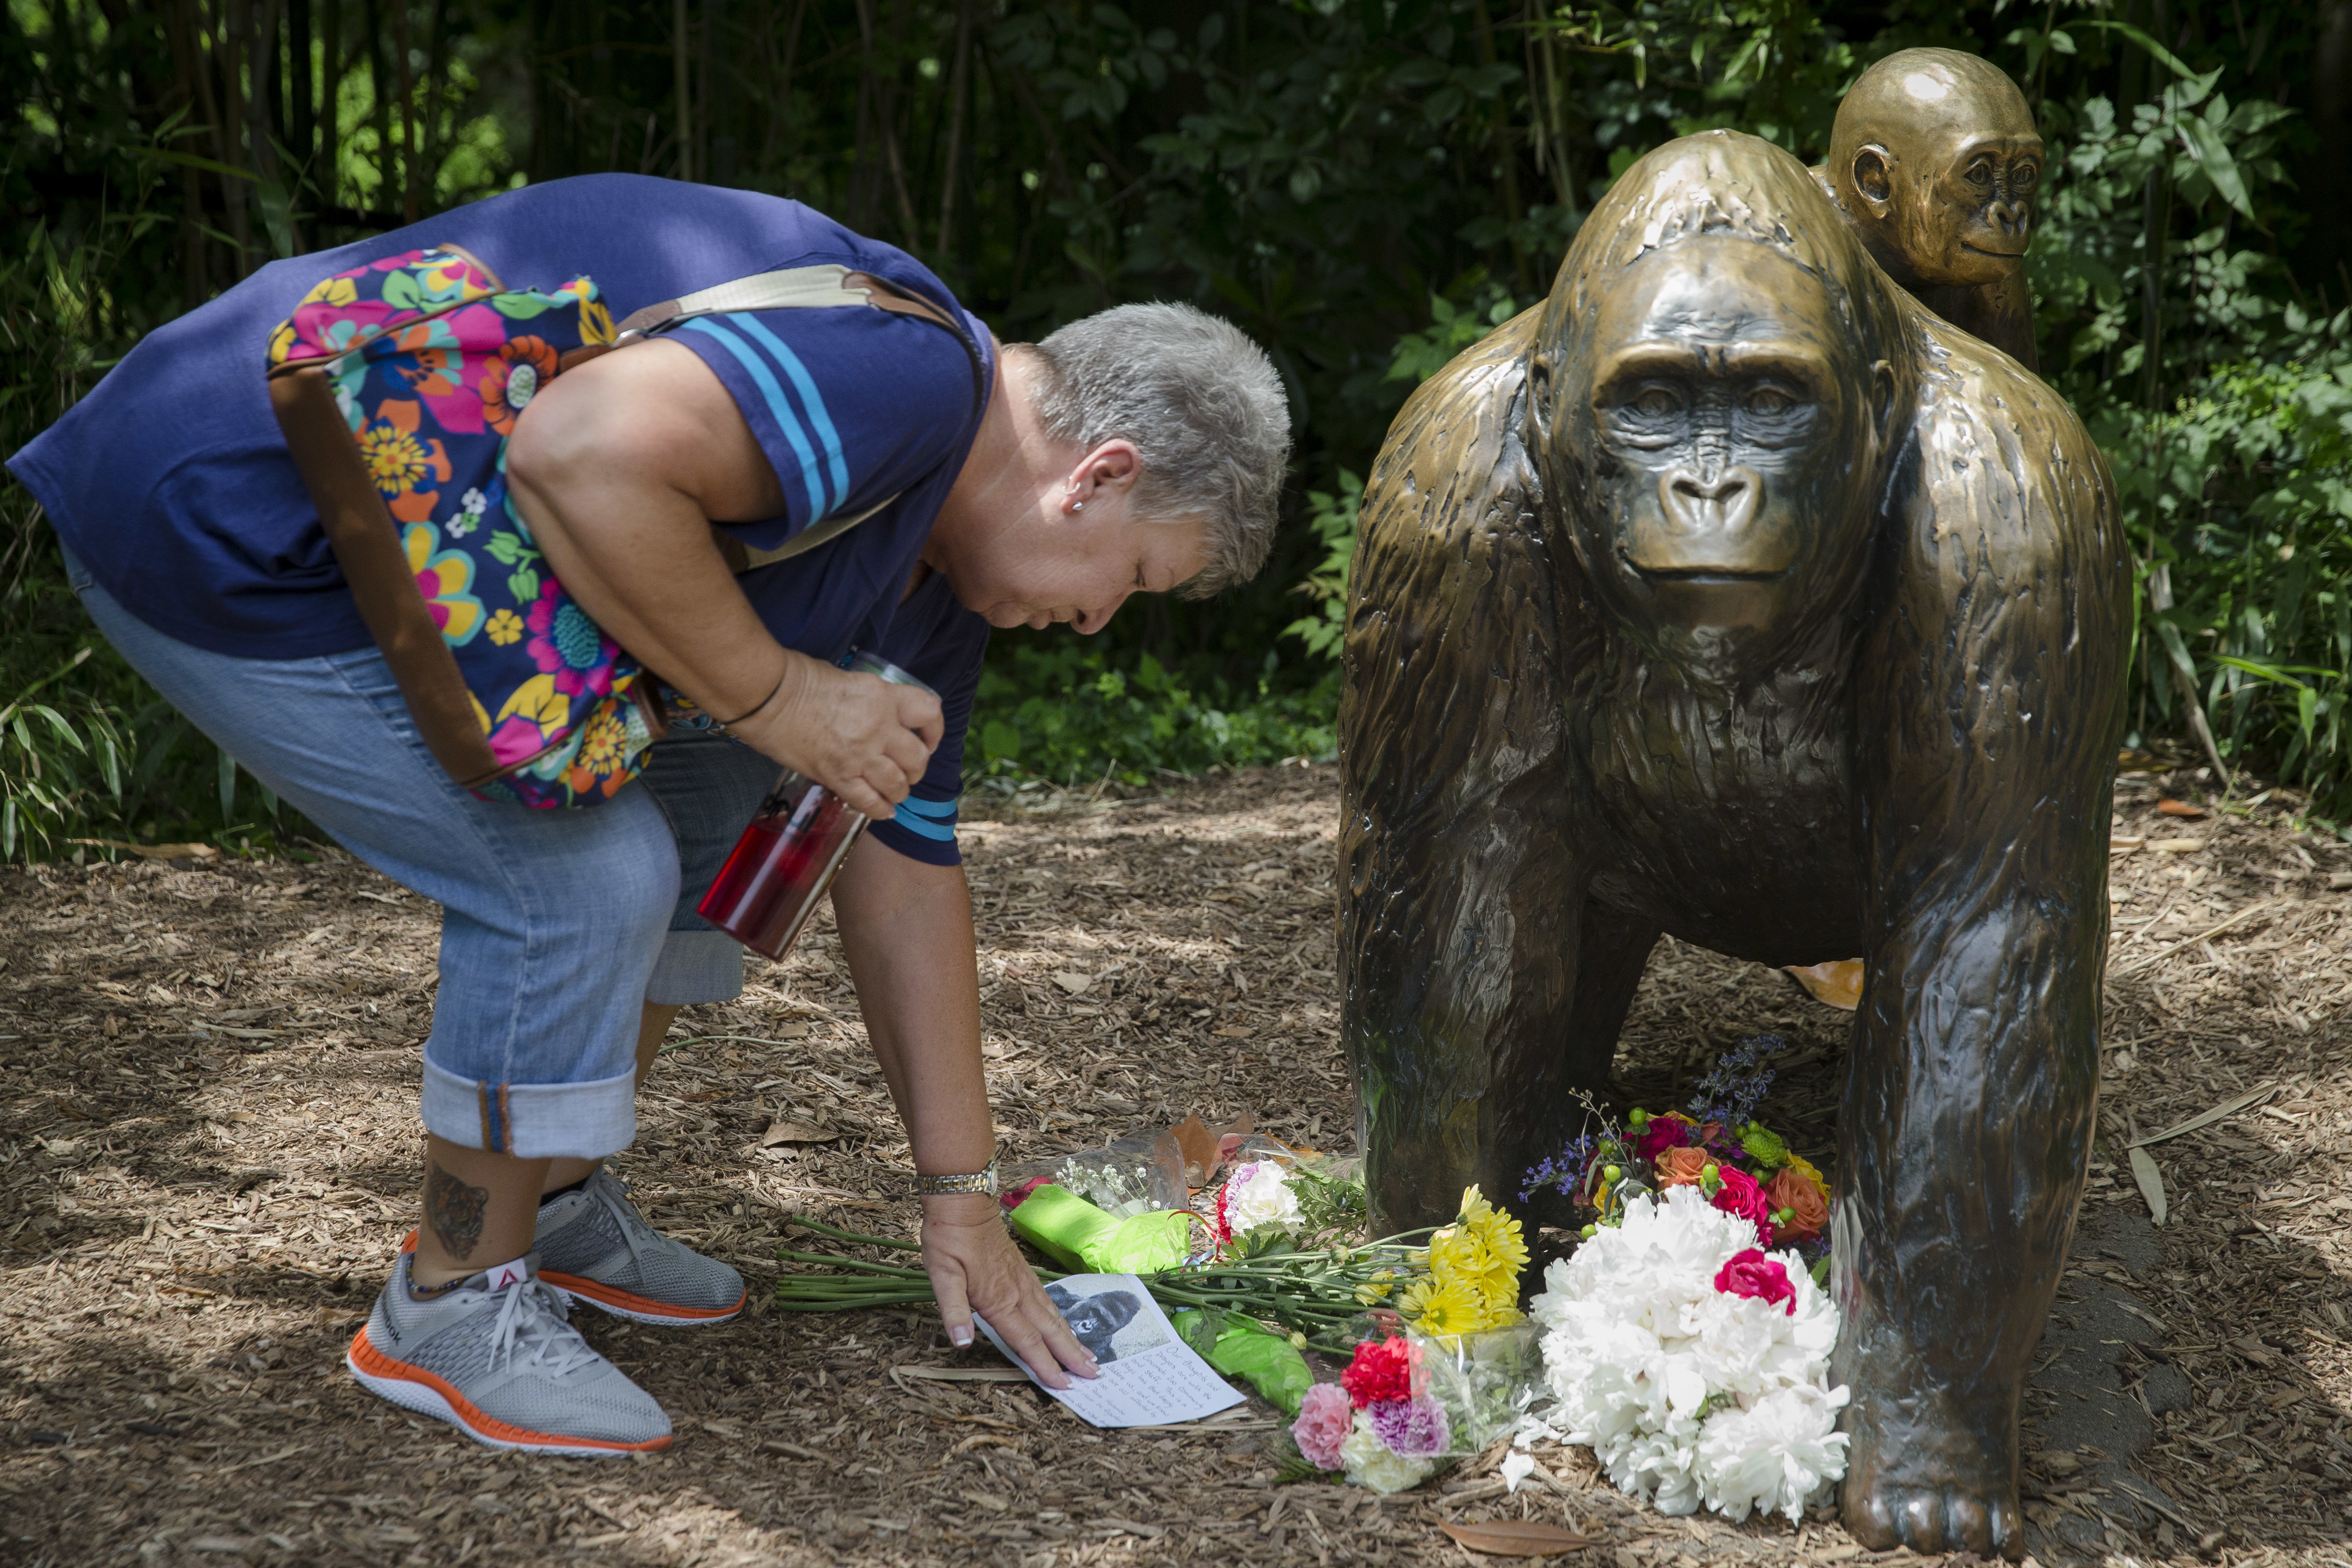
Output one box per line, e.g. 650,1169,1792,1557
709,491,902,576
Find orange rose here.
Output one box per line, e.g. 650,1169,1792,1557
1654,1146,1712,1187
1767,1166,1829,1242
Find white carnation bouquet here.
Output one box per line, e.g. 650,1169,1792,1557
1523,1184,1849,1523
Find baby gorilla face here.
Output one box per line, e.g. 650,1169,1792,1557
1861,122,2042,288
1572,236,1884,666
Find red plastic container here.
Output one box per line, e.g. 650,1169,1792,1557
696,654,933,961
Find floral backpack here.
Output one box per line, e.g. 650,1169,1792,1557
265,244,975,808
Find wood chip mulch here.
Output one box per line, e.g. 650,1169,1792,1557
2,761,2348,1567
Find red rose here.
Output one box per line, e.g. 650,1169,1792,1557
1634,1113,1696,1164
1714,1248,1796,1315
1340,1334,1415,1409
1709,1166,1777,1246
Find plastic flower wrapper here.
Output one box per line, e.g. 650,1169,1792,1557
1004,1183,1192,1274
1172,1306,1313,1417
1410,1317,1544,1452
1527,1184,1848,1523
1004,1130,1186,1220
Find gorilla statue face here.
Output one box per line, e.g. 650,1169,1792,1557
1831,50,2043,291
1561,234,1890,672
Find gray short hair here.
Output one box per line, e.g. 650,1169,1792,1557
1020,303,1291,596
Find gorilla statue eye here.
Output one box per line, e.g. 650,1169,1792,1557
1964,158,1995,189
1628,385,1680,419
2011,161,2040,191
1742,386,1797,416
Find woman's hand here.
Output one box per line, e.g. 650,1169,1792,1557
733,652,943,819
919,1193,1097,1389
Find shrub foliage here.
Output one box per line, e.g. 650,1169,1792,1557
3,0,2347,855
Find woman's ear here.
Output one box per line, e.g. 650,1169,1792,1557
1065,440,1143,513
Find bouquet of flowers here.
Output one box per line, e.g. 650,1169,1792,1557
1520,1036,1831,1271
1284,1185,1538,1491
1523,1185,1849,1523
1291,1335,1451,1492
1514,1040,1847,1525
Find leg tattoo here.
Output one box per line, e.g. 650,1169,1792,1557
424,1162,490,1262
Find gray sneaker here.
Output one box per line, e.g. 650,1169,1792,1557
536,1169,747,1326
347,1252,673,1455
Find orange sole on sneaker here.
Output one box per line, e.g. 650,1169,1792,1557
393,1231,746,1326
344,1327,670,1456
543,1273,746,1326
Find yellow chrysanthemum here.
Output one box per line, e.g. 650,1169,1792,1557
1427,1227,1483,1289
1354,1268,1396,1307
1400,1275,1484,1336
1458,1185,1529,1278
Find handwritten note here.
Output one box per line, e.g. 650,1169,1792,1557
974,1273,1244,1428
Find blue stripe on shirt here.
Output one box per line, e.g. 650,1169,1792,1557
892,794,958,841
731,314,852,514
681,318,826,519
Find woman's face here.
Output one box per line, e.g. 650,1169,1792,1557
947,489,1211,634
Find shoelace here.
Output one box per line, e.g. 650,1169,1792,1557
485,1276,602,1379
583,1171,664,1272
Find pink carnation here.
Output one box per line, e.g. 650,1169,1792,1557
1291,1382,1351,1470
1709,1165,1777,1246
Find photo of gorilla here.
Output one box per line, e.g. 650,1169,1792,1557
1041,1283,1162,1365
1339,128,2125,1558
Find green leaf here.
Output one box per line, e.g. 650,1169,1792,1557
256,175,297,260
507,567,541,604
382,270,421,311
218,746,238,819
131,145,258,182
2076,19,2197,80
484,531,528,566
2178,114,2257,224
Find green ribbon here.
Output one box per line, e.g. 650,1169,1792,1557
1006,1183,1192,1274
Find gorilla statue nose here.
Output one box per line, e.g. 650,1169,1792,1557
1662,465,1761,539
1988,196,2029,238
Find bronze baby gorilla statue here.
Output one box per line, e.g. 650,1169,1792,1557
1338,131,2125,1556
1814,47,2045,370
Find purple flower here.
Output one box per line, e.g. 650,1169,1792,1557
1367,1395,1451,1459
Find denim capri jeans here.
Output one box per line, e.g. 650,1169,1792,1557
65,548,776,1160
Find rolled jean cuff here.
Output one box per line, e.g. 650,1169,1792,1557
645,929,747,1005
420,1055,638,1160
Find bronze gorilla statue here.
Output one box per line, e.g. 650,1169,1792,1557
1814,48,2045,370
1337,130,2125,1557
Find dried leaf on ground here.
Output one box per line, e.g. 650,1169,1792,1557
1439,1519,1594,1555
1782,959,1863,1010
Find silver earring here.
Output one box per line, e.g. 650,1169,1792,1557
1072,501,1084,512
